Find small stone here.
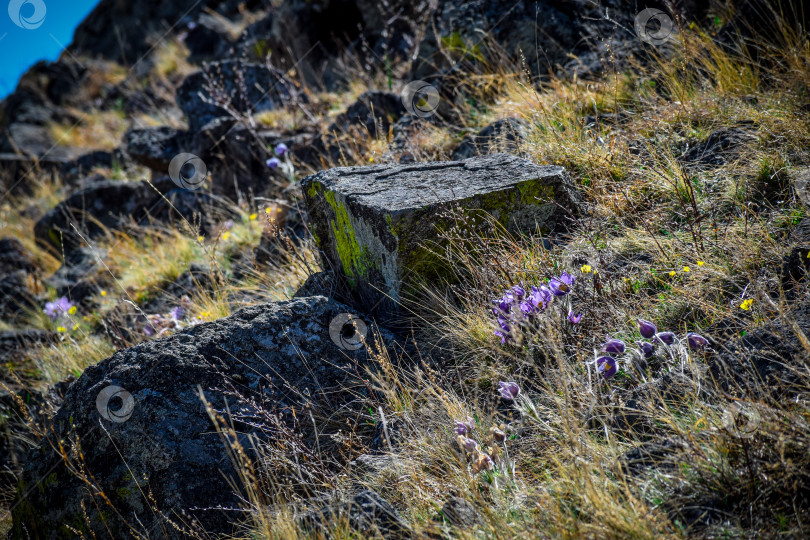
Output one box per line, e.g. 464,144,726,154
440,497,484,528
300,490,412,539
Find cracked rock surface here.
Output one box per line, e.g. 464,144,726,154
303,153,581,318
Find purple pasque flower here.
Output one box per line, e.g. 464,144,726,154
518,285,550,316
143,324,156,337
44,297,74,321
274,143,288,157
518,299,535,315
567,311,583,324
266,157,281,169
548,271,575,296
602,339,626,355
561,271,576,287
455,418,474,435
492,282,553,340
654,331,677,346
639,341,655,359
170,306,185,321
494,290,516,315
687,332,709,350
529,284,551,309
493,311,513,343
458,436,478,452
494,323,511,343
596,356,618,379
637,318,657,339
498,381,520,400
471,450,495,473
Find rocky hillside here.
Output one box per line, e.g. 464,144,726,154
2,0,810,538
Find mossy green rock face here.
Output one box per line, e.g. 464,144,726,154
302,153,582,319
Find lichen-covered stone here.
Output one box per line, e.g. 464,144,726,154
10,297,394,539
302,153,581,318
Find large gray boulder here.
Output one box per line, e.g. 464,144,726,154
302,153,581,318
10,296,391,539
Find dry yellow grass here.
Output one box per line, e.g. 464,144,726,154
3,8,810,539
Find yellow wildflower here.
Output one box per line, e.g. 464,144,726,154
668,271,676,277
57,326,66,333
581,264,592,274
249,213,258,221
697,261,705,266
740,299,754,310
222,232,230,241
197,235,204,243
100,290,107,297
683,266,690,273
68,306,77,315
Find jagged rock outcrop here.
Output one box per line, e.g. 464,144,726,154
33,177,236,254
452,118,527,160
176,60,303,132
10,296,394,539
0,271,38,324
710,300,810,398
408,0,709,81
67,0,250,64
124,126,192,172
237,0,434,88
0,237,38,276
0,376,71,504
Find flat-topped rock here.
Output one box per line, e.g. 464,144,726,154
302,153,581,318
